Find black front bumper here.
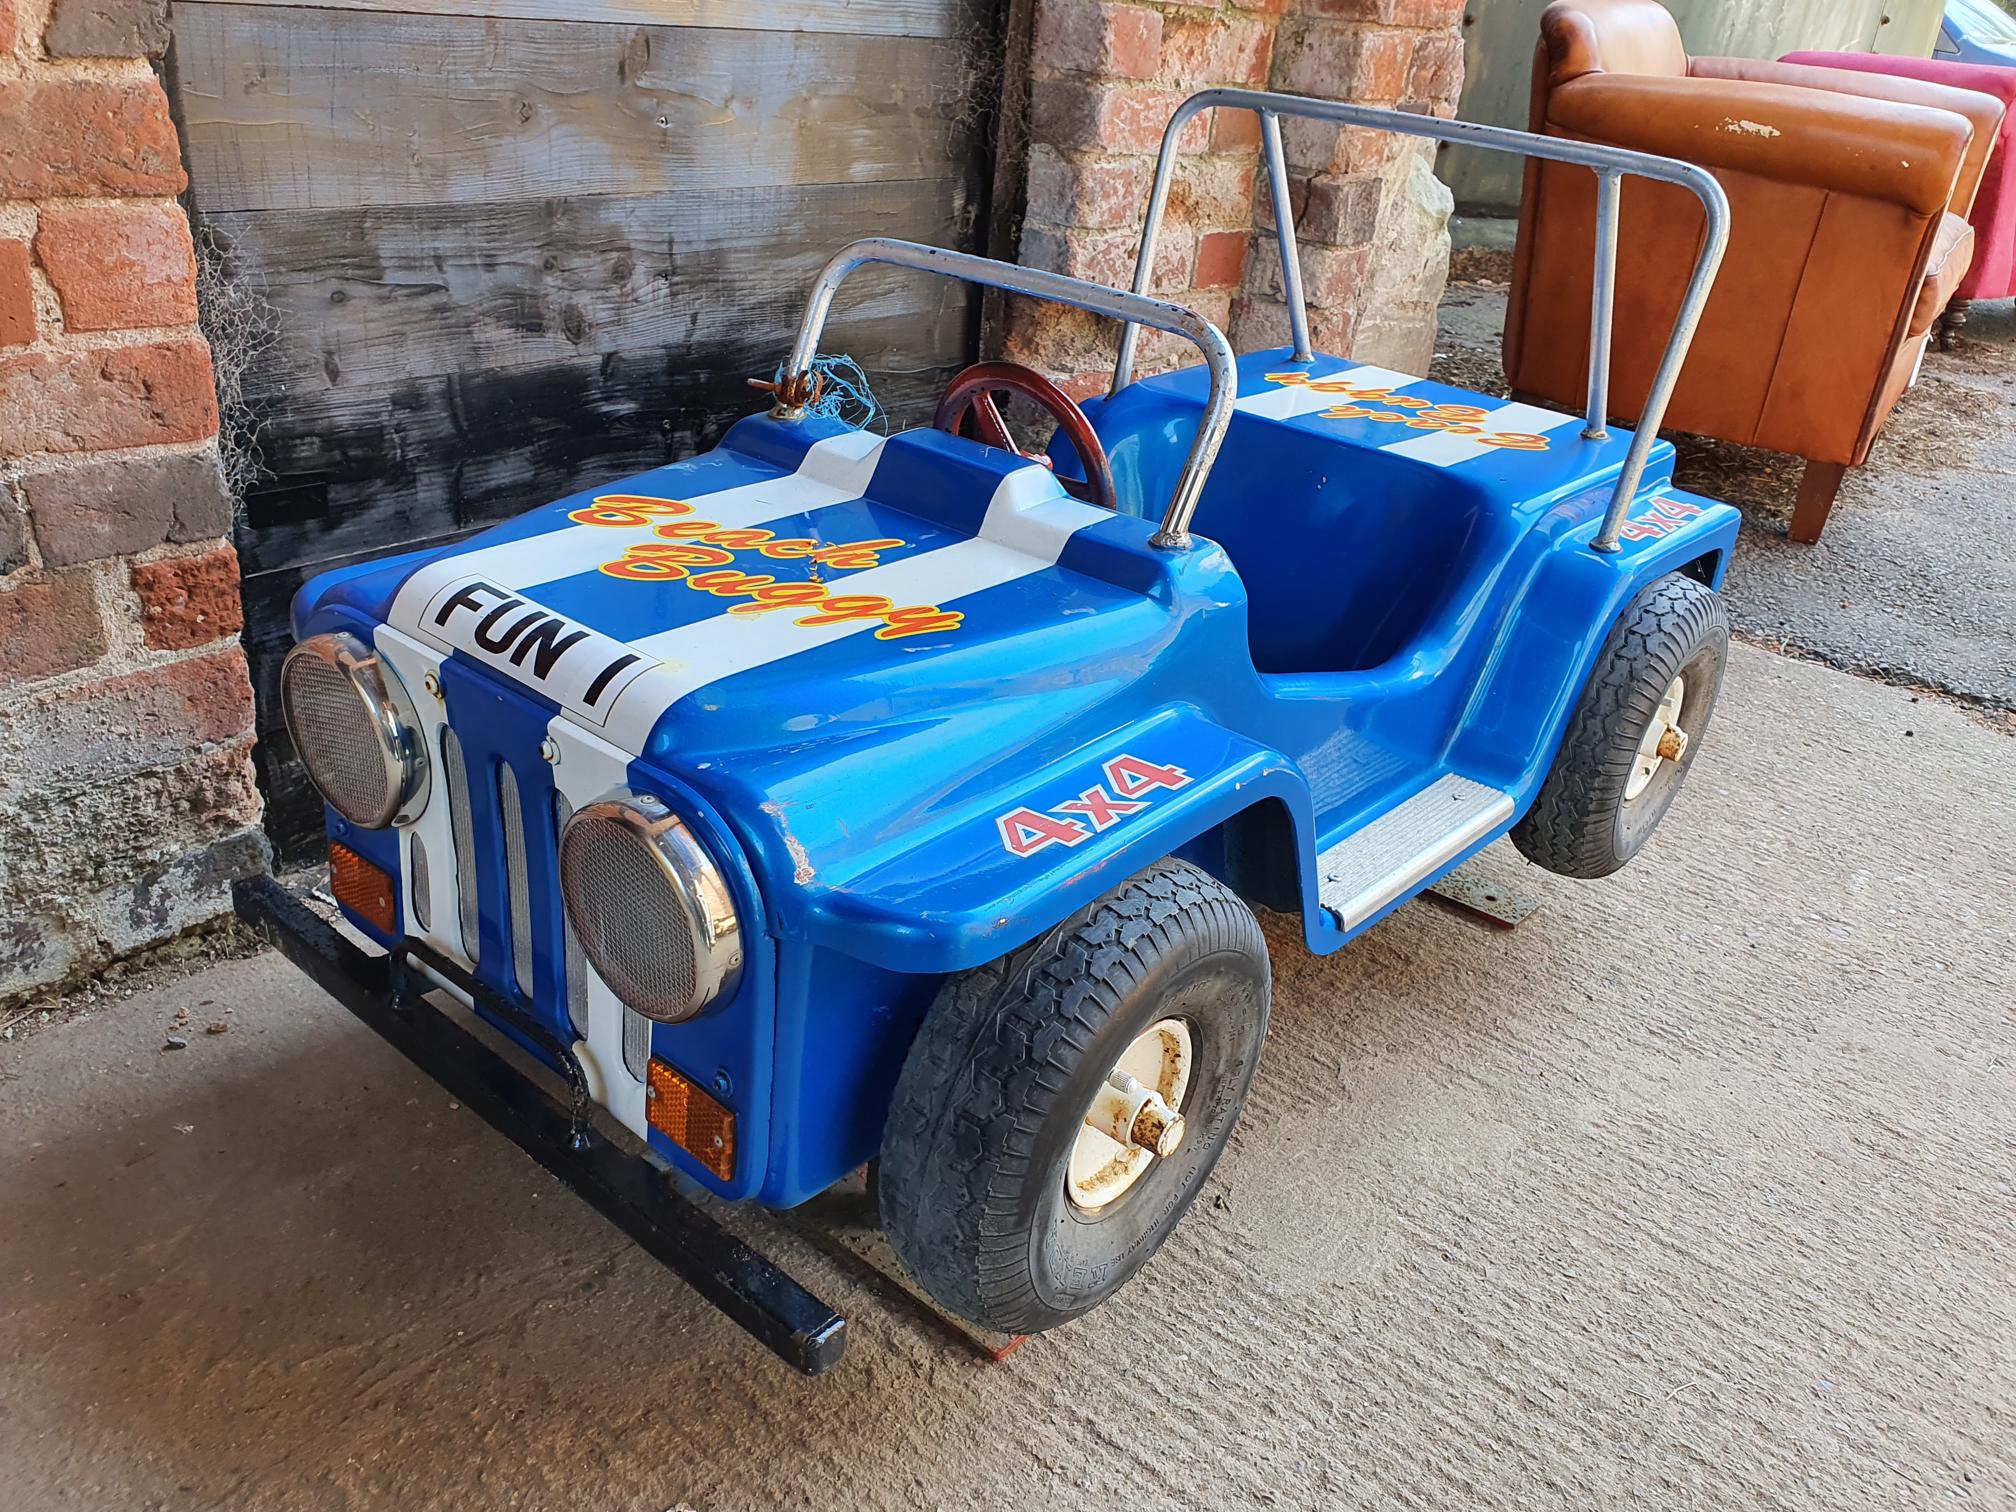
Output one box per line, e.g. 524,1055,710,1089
232,875,847,1376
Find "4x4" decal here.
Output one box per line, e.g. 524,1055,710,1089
996,754,1193,857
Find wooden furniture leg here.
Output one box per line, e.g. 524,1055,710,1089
1789,459,1848,543
1939,298,1970,352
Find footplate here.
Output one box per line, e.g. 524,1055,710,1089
1316,774,1515,931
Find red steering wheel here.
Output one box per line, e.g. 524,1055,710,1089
933,361,1118,512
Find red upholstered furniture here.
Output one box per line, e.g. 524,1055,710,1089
1784,50,2016,336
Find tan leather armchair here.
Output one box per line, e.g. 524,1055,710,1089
1505,0,2005,541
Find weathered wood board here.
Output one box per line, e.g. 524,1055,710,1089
211,181,976,403
183,0,986,37
214,177,978,577
169,0,1001,854
173,3,992,212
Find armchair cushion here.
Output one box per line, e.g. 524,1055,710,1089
1548,71,1976,215
1697,55,2007,220
1781,50,2016,303
1912,214,1978,336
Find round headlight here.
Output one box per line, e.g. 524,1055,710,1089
559,794,744,1023
280,632,428,829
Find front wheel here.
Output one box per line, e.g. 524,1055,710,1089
878,858,1269,1334
1513,571,1728,879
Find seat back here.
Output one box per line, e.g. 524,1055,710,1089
1084,384,1496,677
1539,0,1688,85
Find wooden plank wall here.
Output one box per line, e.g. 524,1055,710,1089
167,0,999,857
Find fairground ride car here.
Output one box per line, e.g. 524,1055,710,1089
240,90,1737,1375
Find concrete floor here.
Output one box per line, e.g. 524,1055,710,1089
4,644,2013,1511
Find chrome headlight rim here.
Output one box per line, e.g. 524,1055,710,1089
559,792,744,1024
281,631,430,830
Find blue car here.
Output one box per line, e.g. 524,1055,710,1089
248,90,1739,1368
1938,0,2016,67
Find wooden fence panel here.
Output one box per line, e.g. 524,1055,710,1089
173,4,989,212
168,0,1000,854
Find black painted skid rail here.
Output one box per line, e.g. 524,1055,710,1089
232,875,848,1376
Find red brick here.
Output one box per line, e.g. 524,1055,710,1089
0,79,186,198
1302,0,1464,23
2,646,255,793
1024,148,1151,230
1054,371,1111,404
1210,105,1263,153
0,569,107,684
1280,23,1414,103
0,240,33,348
1194,229,1250,288
43,0,171,58
132,546,243,650
1033,0,1161,80
1160,15,1274,88
1134,304,1232,372
1299,173,1382,245
35,206,198,332
1031,79,1191,154
1405,32,1466,112
1171,154,1257,228
0,480,26,575
23,449,233,566
0,341,218,458
1237,294,1358,354
0,0,16,52
1303,244,1373,307
1021,223,1193,291
1249,233,1369,306
1228,0,1291,14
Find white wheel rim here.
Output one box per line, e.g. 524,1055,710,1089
1626,674,1688,802
1067,1018,1193,1213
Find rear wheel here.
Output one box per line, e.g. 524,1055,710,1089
1513,572,1727,879
878,859,1269,1334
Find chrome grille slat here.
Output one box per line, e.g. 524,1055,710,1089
621,1007,650,1083
408,831,431,932
554,794,590,1039
440,726,480,964
499,763,534,999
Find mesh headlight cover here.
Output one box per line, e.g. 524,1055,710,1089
559,795,744,1023
280,632,427,829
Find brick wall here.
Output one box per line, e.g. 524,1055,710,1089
1007,0,1466,395
0,0,264,1003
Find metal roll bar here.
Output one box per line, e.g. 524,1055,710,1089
1111,89,1732,553
775,237,1237,549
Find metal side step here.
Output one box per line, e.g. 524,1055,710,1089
1317,774,1515,932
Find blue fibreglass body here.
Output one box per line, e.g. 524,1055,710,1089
296,347,1738,1206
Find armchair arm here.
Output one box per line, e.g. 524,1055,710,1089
1548,72,1974,217
1694,55,2005,216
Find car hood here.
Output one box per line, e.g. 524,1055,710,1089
299,414,1231,875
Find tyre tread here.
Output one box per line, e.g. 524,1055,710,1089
879,858,1263,1332
1512,572,1728,879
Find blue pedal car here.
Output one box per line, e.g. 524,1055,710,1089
254,91,1737,1363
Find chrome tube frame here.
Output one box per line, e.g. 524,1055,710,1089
775,237,1238,549
1110,89,1731,552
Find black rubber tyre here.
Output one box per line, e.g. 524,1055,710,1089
1513,571,1728,879
878,858,1269,1334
